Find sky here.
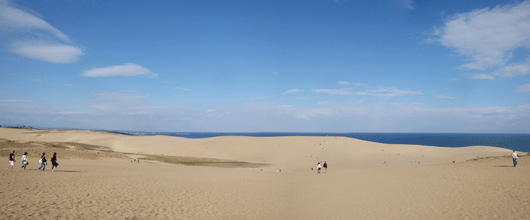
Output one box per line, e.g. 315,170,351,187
1,0,530,133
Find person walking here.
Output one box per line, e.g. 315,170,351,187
51,152,59,172
511,150,518,167
323,161,327,173
37,152,46,171
8,150,16,169
21,152,28,170
317,162,322,174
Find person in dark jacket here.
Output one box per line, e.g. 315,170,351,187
8,150,16,169
51,152,59,172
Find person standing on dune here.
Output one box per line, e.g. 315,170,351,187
511,150,518,167
21,152,28,170
51,152,59,172
8,150,16,169
317,162,322,174
37,152,46,171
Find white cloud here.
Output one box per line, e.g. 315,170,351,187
58,111,88,115
517,83,530,93
468,73,495,80
81,63,157,78
436,95,456,100
356,87,423,97
338,81,367,86
1,1,84,63
206,109,215,113
283,89,304,95
312,88,353,95
123,111,148,115
10,41,83,63
175,87,191,91
2,94,530,132
433,1,530,70
403,0,414,10
250,96,271,101
351,82,367,86
0,1,70,42
493,56,530,77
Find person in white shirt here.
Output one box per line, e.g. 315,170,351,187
317,162,322,174
511,150,518,167
21,152,28,170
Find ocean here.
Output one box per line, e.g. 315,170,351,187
130,132,530,152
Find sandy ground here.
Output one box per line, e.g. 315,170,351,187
1,128,529,219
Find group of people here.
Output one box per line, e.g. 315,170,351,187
7,150,59,171
316,161,327,174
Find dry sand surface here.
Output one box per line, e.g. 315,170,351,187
1,128,529,219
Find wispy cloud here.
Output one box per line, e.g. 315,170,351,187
0,1,70,42
0,1,84,63
2,95,530,132
58,111,88,115
10,41,83,64
32,79,44,83
312,88,353,95
468,73,495,80
81,63,157,78
517,83,530,93
175,87,191,91
433,1,530,70
339,81,367,86
250,96,271,101
283,89,304,95
356,87,423,97
493,56,530,77
403,0,414,10
436,95,456,100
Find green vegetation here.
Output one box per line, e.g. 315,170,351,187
140,154,267,168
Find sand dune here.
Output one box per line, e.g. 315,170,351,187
1,128,528,219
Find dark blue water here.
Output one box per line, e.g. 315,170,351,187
131,132,529,152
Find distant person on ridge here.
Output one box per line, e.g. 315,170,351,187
323,161,327,173
8,150,16,169
511,150,518,167
317,162,322,174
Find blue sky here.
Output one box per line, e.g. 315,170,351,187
1,0,530,133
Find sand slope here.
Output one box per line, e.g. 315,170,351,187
1,128,528,219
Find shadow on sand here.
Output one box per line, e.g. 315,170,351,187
494,165,515,168
34,169,85,172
